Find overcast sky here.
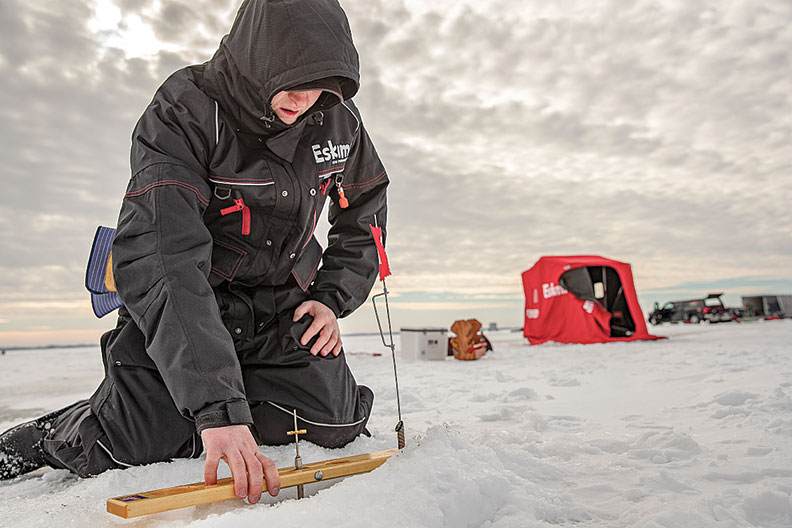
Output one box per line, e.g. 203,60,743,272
1,0,790,346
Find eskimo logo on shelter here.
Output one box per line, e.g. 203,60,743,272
312,140,350,164
542,282,568,299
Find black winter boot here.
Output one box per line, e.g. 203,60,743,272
0,408,66,480
0,419,50,480
0,420,47,480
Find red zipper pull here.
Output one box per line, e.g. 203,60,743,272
220,198,251,235
320,178,332,196
335,174,349,209
240,201,251,235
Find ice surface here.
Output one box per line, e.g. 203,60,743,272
0,320,791,526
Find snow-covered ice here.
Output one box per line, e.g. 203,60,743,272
1,320,791,527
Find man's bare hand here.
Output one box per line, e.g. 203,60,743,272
202,425,280,503
293,300,342,356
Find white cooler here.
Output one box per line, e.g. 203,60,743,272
399,327,448,361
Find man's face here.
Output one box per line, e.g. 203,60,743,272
270,89,322,125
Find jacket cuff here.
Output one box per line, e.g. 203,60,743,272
309,292,342,318
195,400,253,434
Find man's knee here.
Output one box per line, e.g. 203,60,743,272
40,402,118,477
251,386,374,449
94,319,199,466
43,400,200,477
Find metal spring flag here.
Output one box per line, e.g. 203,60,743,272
368,222,403,448
368,224,391,280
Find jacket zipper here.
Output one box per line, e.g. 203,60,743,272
335,174,349,208
220,197,251,235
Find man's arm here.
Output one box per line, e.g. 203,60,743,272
114,162,279,501
114,162,250,429
309,115,389,320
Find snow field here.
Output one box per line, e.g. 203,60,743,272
0,320,790,527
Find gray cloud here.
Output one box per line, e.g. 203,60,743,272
1,0,790,341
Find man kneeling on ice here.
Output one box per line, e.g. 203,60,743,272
0,0,388,504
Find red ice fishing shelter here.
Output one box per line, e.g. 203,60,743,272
522,255,662,345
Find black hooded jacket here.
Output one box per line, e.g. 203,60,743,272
112,0,388,430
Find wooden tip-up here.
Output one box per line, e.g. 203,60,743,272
107,449,397,519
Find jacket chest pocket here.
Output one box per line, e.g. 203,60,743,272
204,162,279,283
204,163,279,237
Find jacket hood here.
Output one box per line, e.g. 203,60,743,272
203,0,360,133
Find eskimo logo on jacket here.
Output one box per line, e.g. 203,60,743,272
312,140,350,164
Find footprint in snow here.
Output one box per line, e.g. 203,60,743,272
505,387,539,401
547,376,581,387
713,391,758,406
477,407,521,422
745,446,773,457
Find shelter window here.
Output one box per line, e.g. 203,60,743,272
558,265,636,338
594,282,605,299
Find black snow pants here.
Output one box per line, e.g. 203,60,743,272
40,279,373,477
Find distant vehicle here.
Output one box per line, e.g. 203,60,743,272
648,293,731,325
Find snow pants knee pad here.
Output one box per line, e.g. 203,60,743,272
87,319,200,468
250,385,373,449
39,320,201,476
242,311,374,439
